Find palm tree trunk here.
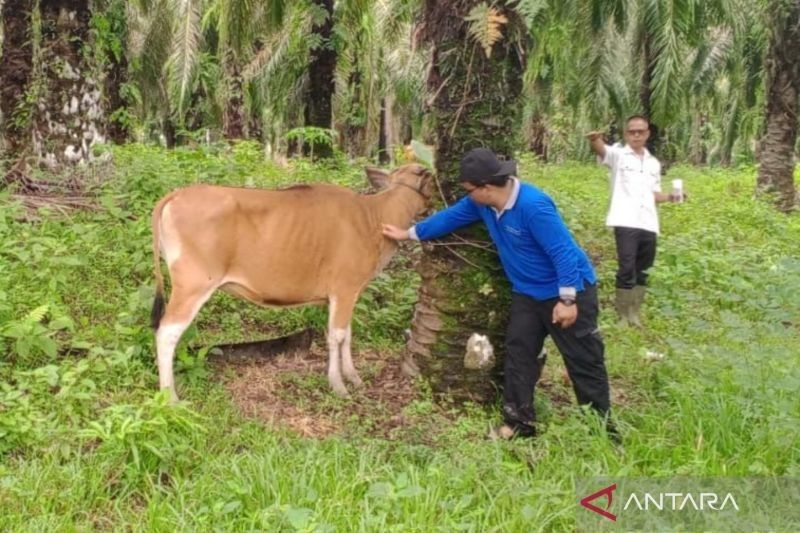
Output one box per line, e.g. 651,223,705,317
102,0,129,144
378,98,390,164
105,51,130,144
719,100,740,167
408,0,526,402
344,68,367,157
526,112,548,161
689,98,706,165
757,0,800,212
223,51,245,140
248,113,264,142
2,0,118,168
303,0,334,158
36,0,108,167
163,115,177,148
0,0,34,159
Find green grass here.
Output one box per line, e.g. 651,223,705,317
1,144,799,531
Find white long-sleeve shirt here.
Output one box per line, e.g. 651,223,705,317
600,144,662,234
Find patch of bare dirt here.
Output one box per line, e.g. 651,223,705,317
545,366,634,409
210,338,635,441
210,342,443,441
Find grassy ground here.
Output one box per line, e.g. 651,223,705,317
1,144,798,531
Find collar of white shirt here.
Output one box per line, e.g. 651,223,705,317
492,177,520,219
620,144,654,160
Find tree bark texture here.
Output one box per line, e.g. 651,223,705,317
343,68,367,158
100,0,129,144
1,0,123,167
223,50,245,140
757,0,800,212
34,0,107,167
378,97,389,164
409,0,526,402
0,0,35,157
303,0,334,158
525,112,548,161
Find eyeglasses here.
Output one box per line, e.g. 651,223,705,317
626,129,649,136
462,185,485,194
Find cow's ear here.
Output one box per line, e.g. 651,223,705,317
365,166,391,190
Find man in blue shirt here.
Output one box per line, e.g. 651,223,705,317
382,148,611,439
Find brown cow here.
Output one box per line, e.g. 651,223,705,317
150,164,433,401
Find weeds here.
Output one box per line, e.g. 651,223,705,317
1,147,798,530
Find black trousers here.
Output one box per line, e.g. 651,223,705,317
502,284,610,429
614,227,657,289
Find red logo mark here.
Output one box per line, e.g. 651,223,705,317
580,483,617,521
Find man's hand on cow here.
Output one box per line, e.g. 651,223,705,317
552,302,578,329
382,223,410,241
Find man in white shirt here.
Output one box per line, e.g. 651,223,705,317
586,115,681,326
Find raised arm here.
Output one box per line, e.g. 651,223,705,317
586,130,607,159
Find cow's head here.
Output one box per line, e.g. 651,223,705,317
365,164,435,209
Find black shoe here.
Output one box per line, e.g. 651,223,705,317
487,422,536,441
605,419,622,444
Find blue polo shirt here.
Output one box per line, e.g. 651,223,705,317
410,179,596,301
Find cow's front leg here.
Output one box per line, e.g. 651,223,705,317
327,327,349,397
326,296,351,397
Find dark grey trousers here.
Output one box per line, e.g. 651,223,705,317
502,284,610,432
614,226,657,289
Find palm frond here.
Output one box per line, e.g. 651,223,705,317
741,19,767,108
465,3,509,58
263,0,287,30
201,0,220,33
580,21,630,122
167,0,204,120
130,0,174,112
511,0,547,30
242,7,311,83
687,26,732,94
128,0,161,16
645,0,686,123
245,3,312,135
375,0,420,43
601,32,632,116
218,0,255,55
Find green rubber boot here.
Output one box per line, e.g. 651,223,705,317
630,285,646,327
615,288,635,327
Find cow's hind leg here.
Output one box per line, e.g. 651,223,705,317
340,325,364,388
327,294,358,397
155,282,216,402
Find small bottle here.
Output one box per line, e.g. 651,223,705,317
671,179,684,203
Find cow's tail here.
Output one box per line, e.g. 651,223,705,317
150,196,170,330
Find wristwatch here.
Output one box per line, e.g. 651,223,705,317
559,297,576,306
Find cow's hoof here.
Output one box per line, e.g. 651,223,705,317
331,384,350,398
401,357,420,378
161,387,180,404
345,374,364,388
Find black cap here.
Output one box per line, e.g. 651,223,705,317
458,148,517,184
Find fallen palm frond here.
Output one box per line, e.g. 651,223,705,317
2,159,106,218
